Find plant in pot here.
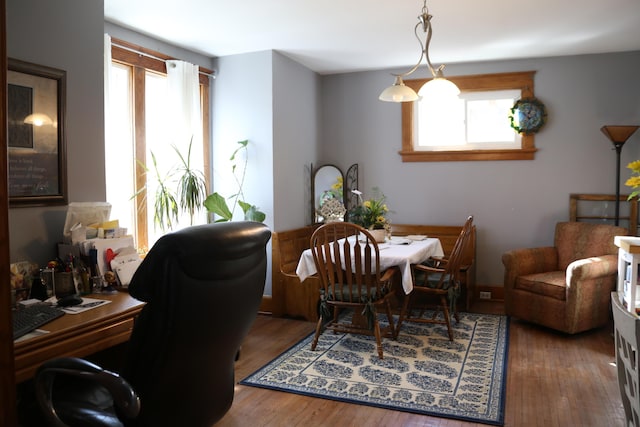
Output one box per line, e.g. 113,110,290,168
348,187,390,242
136,138,207,232
204,139,266,223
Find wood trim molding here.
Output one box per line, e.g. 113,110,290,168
111,37,213,86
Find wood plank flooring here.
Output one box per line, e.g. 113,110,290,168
218,302,626,427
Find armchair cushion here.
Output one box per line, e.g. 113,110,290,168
515,271,566,301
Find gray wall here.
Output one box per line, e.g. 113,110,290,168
321,51,640,287
7,0,640,293
7,0,105,264
211,50,275,293
211,50,321,294
272,51,322,230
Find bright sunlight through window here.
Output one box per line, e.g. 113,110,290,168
414,89,522,151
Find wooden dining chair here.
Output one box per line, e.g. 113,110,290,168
396,216,474,341
310,222,397,359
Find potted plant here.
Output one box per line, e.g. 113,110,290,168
136,138,207,232
348,187,390,242
204,139,266,223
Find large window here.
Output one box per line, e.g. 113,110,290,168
105,38,211,252
400,71,537,162
415,89,522,151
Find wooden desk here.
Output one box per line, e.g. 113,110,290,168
13,291,144,383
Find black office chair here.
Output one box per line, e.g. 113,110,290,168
34,221,271,427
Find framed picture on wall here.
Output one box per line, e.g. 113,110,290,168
7,58,67,206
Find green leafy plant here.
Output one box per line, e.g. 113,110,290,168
174,138,207,225
134,138,207,232
204,139,266,223
148,151,179,232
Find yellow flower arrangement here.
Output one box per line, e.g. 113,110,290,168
348,187,390,230
626,160,640,200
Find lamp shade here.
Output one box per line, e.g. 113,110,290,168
600,125,639,145
379,76,419,102
418,77,461,99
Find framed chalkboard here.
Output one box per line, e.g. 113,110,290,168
7,59,67,206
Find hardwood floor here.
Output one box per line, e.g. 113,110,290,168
219,302,626,427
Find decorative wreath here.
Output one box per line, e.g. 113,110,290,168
509,97,547,135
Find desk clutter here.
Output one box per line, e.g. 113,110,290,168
13,296,111,341
12,303,64,340
10,202,143,307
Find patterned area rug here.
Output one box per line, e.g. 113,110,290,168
241,312,509,426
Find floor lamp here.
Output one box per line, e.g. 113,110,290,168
601,125,640,226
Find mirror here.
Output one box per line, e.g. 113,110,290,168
311,163,358,224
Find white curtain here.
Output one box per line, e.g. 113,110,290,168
164,60,205,230
166,60,202,164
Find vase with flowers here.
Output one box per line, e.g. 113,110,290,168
348,187,390,242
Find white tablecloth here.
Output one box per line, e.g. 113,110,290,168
295,237,444,294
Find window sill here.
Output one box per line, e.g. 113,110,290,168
398,148,537,162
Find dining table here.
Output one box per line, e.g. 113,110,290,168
295,235,444,294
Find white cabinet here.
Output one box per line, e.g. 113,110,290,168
615,236,640,315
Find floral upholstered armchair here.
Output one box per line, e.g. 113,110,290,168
502,221,628,334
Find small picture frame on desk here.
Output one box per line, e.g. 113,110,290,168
7,58,67,207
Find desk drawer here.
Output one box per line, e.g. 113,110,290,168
15,316,137,383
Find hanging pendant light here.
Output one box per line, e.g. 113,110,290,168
379,0,459,103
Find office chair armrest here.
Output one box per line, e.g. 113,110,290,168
35,357,140,426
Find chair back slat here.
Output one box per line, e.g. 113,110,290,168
311,222,383,303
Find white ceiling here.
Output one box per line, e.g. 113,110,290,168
104,0,640,75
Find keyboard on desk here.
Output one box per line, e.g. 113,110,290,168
13,304,65,340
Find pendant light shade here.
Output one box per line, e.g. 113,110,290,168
417,77,461,99
379,0,459,103
378,76,419,102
